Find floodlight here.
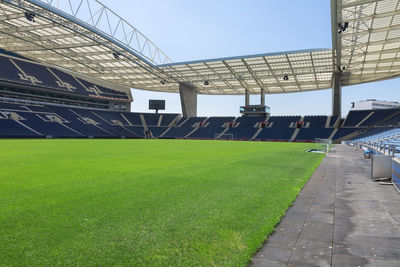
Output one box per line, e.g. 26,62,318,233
24,12,35,22
338,22,349,34
113,52,120,59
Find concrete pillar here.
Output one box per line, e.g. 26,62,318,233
260,88,265,107
332,72,342,117
245,89,250,106
179,82,197,117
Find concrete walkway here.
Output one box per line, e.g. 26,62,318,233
250,144,400,267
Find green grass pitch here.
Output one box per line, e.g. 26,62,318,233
0,139,324,266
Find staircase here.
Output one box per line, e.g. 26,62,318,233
355,111,374,127
251,128,263,140
290,128,300,141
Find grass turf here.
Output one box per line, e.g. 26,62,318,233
0,139,324,266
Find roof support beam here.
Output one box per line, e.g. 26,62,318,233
203,62,237,92
241,58,270,93
331,0,342,117
332,72,342,117
342,0,378,8
222,60,250,92
179,82,197,117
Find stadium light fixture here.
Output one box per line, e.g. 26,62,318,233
113,52,120,59
338,22,349,34
24,12,35,22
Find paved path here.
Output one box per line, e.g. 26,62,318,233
250,144,400,267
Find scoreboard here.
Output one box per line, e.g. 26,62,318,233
149,99,165,113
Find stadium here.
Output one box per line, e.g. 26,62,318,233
0,0,399,266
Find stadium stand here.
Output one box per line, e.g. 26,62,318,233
224,116,265,140
3,45,400,143
342,110,372,127
163,117,206,138
351,127,400,157
2,99,400,142
295,128,334,141
0,54,129,101
359,109,400,127
188,117,234,139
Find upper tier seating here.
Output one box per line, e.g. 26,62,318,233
0,55,129,100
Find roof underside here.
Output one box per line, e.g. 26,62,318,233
0,0,398,95
340,0,400,86
159,49,334,94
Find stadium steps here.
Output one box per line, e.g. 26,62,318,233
3,111,43,136
90,111,115,125
290,128,300,141
328,128,338,140
251,127,263,140
140,114,148,132
120,113,133,126
158,115,182,138
60,122,84,136
355,111,374,127
157,115,163,126
177,117,190,127
335,130,363,143
90,111,140,137
378,109,400,126
158,127,172,138
17,120,43,136
69,109,116,137
325,116,331,128
169,115,181,127
185,119,205,138
216,127,230,139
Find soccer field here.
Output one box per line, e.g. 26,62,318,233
0,139,324,266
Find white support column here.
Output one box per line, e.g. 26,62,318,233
245,89,250,106
260,88,265,107
332,72,342,117
179,82,197,117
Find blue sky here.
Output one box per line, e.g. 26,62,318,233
100,0,400,117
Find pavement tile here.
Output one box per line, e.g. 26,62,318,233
250,145,400,266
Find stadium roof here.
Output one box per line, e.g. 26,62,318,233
339,0,400,86
0,0,399,95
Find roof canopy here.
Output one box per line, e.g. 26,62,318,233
339,0,400,86
0,0,399,95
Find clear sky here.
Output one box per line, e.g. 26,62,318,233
100,0,400,117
